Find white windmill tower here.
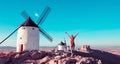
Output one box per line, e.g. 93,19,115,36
0,7,53,52
16,17,39,52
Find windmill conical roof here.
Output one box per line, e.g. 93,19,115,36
20,17,38,27
58,41,66,45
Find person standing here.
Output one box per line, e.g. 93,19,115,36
65,32,79,50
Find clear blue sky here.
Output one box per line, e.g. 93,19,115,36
0,0,120,47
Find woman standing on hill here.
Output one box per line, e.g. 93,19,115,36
65,32,79,50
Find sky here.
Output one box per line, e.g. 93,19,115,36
0,0,120,47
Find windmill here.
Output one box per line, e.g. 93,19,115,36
0,6,53,52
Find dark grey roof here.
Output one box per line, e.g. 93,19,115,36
58,41,66,45
20,17,38,27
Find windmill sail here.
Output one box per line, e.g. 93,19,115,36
39,27,53,42
0,6,53,46
37,6,51,25
0,27,20,44
0,6,53,45
21,10,30,19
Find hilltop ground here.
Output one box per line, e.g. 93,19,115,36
0,46,120,64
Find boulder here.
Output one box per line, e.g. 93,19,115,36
54,56,62,60
22,59,37,64
98,60,102,64
37,56,50,64
65,58,77,64
31,50,41,60
80,45,91,53
46,52,54,57
48,59,57,64
74,56,82,61
15,51,32,63
78,57,98,64
14,53,20,58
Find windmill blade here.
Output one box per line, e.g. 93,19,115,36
0,27,20,44
39,27,53,42
21,10,30,19
37,6,51,25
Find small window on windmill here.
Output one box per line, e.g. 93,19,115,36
32,28,34,30
22,27,25,29
20,37,22,39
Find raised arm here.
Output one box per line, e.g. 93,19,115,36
65,32,70,38
74,32,79,38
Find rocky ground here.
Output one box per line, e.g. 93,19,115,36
0,46,120,64
0,50,102,64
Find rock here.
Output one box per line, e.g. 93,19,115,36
98,60,102,64
65,58,77,64
80,45,91,53
14,53,20,58
78,57,98,64
54,56,62,60
38,51,48,59
37,56,50,64
15,51,32,63
31,50,41,60
62,52,71,57
30,50,48,60
46,52,54,57
48,59,57,64
23,59,37,64
58,60,62,64
74,56,82,61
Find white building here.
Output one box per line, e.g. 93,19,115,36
58,41,66,51
16,17,39,52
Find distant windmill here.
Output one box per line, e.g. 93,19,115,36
0,6,53,52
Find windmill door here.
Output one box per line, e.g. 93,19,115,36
19,44,23,52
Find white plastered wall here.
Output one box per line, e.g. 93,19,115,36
16,26,39,52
